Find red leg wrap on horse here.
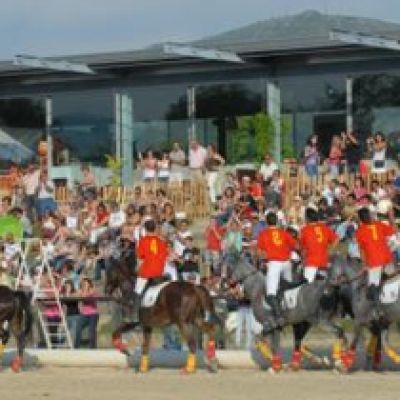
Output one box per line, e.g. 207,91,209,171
291,351,302,368
272,354,282,372
373,350,382,367
206,340,216,360
112,337,127,352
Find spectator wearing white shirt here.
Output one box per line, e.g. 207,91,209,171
36,170,57,218
22,162,40,221
259,153,278,184
188,139,207,179
108,201,126,237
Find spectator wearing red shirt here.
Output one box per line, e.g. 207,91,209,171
204,216,225,275
300,208,339,283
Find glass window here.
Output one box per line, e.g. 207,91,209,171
52,90,114,166
280,73,346,157
0,97,45,170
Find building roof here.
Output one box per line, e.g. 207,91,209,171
1,10,400,76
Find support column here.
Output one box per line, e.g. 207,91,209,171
267,82,282,165
346,76,354,133
45,96,53,173
187,85,196,140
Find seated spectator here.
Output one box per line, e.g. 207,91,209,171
75,277,99,349
354,177,368,206
89,202,109,244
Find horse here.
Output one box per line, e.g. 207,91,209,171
330,256,400,370
225,248,349,372
0,285,32,372
105,254,220,373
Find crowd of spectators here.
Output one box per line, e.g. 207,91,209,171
0,130,399,349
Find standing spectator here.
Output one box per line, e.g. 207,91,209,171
371,132,387,174
328,135,343,177
22,162,40,221
204,216,225,276
303,134,319,179
108,201,126,236
342,131,361,173
205,144,225,205
157,151,171,182
75,278,99,349
36,170,57,219
169,142,186,169
259,153,278,184
188,139,207,179
140,150,157,181
62,280,80,345
80,164,96,200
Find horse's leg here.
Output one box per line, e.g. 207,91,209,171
194,316,218,372
112,321,139,355
270,329,282,373
318,319,350,370
178,323,197,374
138,327,152,373
382,325,400,364
0,325,9,368
10,316,24,373
291,322,325,370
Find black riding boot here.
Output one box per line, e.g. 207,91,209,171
366,284,381,321
266,295,285,328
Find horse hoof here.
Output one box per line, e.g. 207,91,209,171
180,367,196,375
11,357,22,373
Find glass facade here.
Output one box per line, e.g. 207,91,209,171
3,63,400,170
128,84,188,155
195,80,266,162
52,89,114,166
353,73,400,157
279,73,346,157
0,96,45,171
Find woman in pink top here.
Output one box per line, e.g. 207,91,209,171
75,278,99,348
354,176,368,205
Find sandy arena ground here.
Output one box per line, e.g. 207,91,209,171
1,367,400,400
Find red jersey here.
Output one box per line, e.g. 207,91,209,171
205,224,225,251
257,227,296,262
300,222,338,268
355,221,395,268
137,235,169,278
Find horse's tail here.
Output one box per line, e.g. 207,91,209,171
13,290,33,338
194,285,222,327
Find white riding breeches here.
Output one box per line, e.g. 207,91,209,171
304,266,327,283
368,264,395,286
265,260,292,296
134,277,148,295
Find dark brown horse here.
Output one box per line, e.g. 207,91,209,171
0,285,32,372
105,256,219,373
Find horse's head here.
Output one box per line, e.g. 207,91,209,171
327,254,364,288
104,257,136,297
225,246,256,283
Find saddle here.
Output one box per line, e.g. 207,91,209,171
140,277,171,308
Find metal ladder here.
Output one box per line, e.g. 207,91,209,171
15,239,73,349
